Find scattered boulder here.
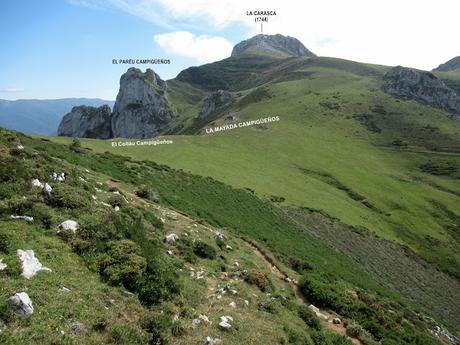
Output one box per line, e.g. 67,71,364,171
8,292,33,317
383,66,460,116
10,215,34,222
43,183,53,197
66,321,86,336
333,318,342,325
0,259,7,271
51,172,66,182
202,336,216,345
165,233,179,244
199,314,212,324
17,249,52,279
229,301,236,308
59,286,71,293
58,104,113,139
214,231,225,241
197,90,233,120
308,304,320,315
122,290,134,297
31,178,44,188
57,220,80,233
218,315,233,330
192,318,201,328
16,144,24,150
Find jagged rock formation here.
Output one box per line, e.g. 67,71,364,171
111,68,176,139
433,56,460,72
57,105,112,139
383,66,460,115
197,90,233,120
231,34,315,58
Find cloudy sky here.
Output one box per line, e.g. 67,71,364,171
1,0,459,100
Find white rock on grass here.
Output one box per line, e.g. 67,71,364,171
114,206,120,212
59,286,71,293
199,314,212,324
308,304,320,315
17,249,52,279
202,336,215,345
0,259,7,271
31,179,44,188
51,172,65,182
8,292,33,317
57,220,79,233
43,183,53,197
16,144,24,150
218,315,233,330
165,233,179,244
229,301,236,308
10,215,34,222
214,231,225,241
192,318,201,328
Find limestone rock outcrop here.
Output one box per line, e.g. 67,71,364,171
111,68,176,138
57,105,112,139
383,66,460,116
197,90,233,120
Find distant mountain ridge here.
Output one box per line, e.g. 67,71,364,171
0,98,114,135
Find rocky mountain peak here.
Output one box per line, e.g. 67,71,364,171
231,34,315,58
111,68,176,139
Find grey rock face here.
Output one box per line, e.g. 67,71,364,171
231,34,315,58
433,56,460,72
8,292,33,317
383,66,460,115
57,105,112,139
198,90,233,120
111,68,176,139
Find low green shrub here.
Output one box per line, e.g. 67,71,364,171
193,241,217,259
177,238,197,264
135,186,160,202
109,324,149,345
0,233,10,253
48,183,90,209
136,258,181,306
245,268,269,291
346,321,363,338
98,240,147,290
142,312,172,345
107,194,126,207
298,305,322,330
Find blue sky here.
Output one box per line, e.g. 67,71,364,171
0,0,249,100
1,0,459,100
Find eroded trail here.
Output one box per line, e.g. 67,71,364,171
242,239,362,345
106,178,362,344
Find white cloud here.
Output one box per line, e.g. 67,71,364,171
154,31,233,63
0,87,25,93
70,0,460,70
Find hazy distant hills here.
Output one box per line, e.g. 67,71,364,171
0,98,114,135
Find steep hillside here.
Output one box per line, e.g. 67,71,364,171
1,128,456,345
55,55,460,285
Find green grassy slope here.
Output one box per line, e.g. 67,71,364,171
3,128,452,344
52,57,460,285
